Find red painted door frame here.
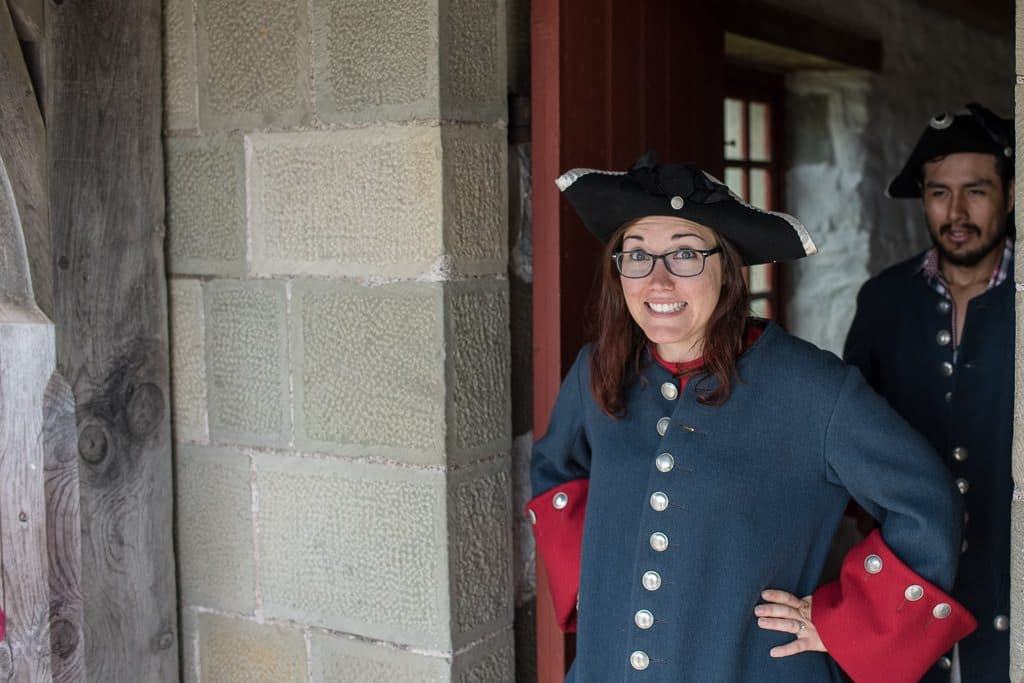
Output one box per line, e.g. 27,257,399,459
531,2,725,680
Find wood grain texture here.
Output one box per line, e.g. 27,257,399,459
0,318,55,683
47,0,179,680
7,0,42,42
0,0,50,315
43,373,84,683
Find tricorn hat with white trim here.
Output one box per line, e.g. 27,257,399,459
887,103,1014,199
556,152,816,265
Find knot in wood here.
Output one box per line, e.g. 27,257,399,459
77,424,108,464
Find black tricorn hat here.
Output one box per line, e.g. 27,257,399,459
887,103,1014,199
555,152,816,266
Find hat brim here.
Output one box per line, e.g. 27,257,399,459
556,168,816,266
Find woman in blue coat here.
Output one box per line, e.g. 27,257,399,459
528,153,975,682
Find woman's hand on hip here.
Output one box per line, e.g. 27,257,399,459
754,589,826,657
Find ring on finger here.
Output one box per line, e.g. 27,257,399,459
797,621,806,632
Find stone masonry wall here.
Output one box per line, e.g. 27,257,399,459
769,0,1013,355
163,1,514,680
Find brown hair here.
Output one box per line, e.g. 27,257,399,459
589,224,750,416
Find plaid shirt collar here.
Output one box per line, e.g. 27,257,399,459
917,237,1014,296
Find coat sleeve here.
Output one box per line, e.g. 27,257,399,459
843,280,880,389
527,349,593,632
812,367,975,683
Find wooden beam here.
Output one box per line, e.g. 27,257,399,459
723,0,882,72
44,372,86,683
0,0,51,316
912,0,1012,39
0,149,54,682
7,0,42,42
48,0,179,679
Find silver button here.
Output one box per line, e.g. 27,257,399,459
937,300,951,314
938,656,952,670
864,554,883,574
936,329,952,346
945,391,953,403
630,650,650,671
656,417,671,436
956,478,969,494
952,447,968,462
650,491,669,512
661,381,679,400
650,532,669,552
940,361,954,377
670,195,685,210
642,571,662,591
994,614,1010,631
905,585,924,601
634,609,654,630
528,509,537,524
962,538,969,553
933,603,952,619
655,453,674,473
553,492,569,509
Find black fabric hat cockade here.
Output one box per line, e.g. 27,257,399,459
887,102,1014,199
555,152,816,266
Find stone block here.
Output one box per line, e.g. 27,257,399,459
440,0,506,123
1018,0,1024,82
165,136,246,276
446,280,510,461
1012,495,1024,680
175,445,255,613
309,633,448,682
196,0,311,130
313,0,439,123
448,458,514,647
164,0,198,131
442,125,507,274
451,627,515,682
205,281,291,447
197,613,307,682
254,454,451,648
291,280,446,463
169,279,208,443
248,128,444,278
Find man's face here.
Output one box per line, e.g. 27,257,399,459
921,152,1014,268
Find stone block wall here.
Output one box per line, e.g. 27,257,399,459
163,1,513,680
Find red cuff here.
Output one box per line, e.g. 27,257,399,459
813,529,976,682
527,478,588,633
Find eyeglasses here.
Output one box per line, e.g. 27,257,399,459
612,247,722,278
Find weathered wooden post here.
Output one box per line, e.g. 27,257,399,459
0,147,54,681
48,0,179,679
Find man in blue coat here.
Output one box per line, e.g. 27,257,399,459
844,103,1014,682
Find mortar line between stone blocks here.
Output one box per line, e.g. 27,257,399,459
215,441,510,473
249,451,265,620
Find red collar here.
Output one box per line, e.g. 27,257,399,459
649,321,766,376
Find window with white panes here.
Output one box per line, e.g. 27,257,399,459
723,69,785,322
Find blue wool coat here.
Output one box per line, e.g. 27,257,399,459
845,253,1013,682
532,322,964,682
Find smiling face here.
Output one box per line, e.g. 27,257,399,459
618,216,723,362
921,152,1014,268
